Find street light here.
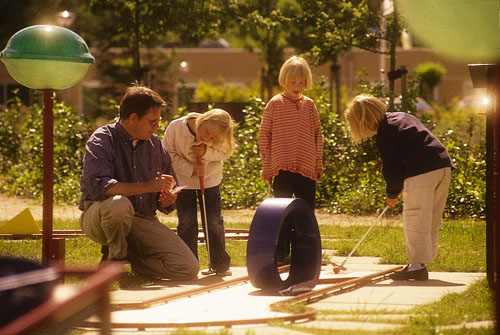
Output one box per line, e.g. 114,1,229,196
55,10,76,28
180,60,189,73
0,25,94,265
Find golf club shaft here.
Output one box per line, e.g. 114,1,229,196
197,155,211,269
340,205,389,267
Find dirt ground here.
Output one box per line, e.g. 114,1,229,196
0,192,396,226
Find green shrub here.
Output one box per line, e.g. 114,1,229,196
1,95,93,204
194,78,257,103
222,98,268,209
220,78,485,218
414,62,447,102
0,95,24,174
0,84,486,218
221,92,389,214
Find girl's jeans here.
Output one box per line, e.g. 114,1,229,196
272,170,317,263
272,170,317,208
175,185,231,272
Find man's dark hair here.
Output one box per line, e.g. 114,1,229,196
119,84,166,119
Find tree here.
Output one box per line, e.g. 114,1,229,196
414,62,446,103
88,0,224,82
227,0,295,101
290,0,379,116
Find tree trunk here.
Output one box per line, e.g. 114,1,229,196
387,5,399,111
330,63,342,119
260,68,266,100
132,0,142,82
266,69,273,102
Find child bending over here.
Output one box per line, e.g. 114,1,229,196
345,95,455,281
163,109,237,276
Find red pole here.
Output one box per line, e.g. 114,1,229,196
42,90,54,265
196,155,205,195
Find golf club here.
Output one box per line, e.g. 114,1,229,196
332,205,389,273
197,154,214,275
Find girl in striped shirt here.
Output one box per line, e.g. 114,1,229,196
258,55,324,209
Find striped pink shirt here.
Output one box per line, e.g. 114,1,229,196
259,93,324,181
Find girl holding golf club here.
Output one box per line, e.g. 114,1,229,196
344,95,455,281
163,109,237,276
259,55,324,264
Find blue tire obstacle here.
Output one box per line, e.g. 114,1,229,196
246,198,322,291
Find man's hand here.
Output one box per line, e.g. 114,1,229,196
106,174,176,197
159,189,177,207
154,174,176,192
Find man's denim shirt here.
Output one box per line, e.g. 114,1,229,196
79,120,175,216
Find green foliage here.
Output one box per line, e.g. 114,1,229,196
414,62,447,102
314,91,386,213
1,96,93,204
0,81,486,218
355,69,420,114
220,76,485,218
84,48,177,121
291,0,379,66
194,79,257,103
424,103,486,219
0,96,24,174
439,128,485,219
228,0,293,100
221,98,268,209
415,62,447,88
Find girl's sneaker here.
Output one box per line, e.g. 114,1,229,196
390,264,428,281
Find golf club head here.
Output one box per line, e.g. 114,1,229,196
331,262,347,271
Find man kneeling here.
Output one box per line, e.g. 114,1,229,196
79,84,199,280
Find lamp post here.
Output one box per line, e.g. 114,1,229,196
0,25,94,265
55,10,76,28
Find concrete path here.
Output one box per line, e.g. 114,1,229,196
80,257,486,335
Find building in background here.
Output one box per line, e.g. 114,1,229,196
0,46,479,114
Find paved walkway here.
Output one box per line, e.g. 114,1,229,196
79,257,487,335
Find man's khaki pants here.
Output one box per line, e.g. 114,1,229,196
402,167,452,264
80,195,199,280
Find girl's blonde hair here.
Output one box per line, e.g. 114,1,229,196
195,109,237,155
344,95,387,143
278,56,313,90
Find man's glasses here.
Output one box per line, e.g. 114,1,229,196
142,116,161,127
